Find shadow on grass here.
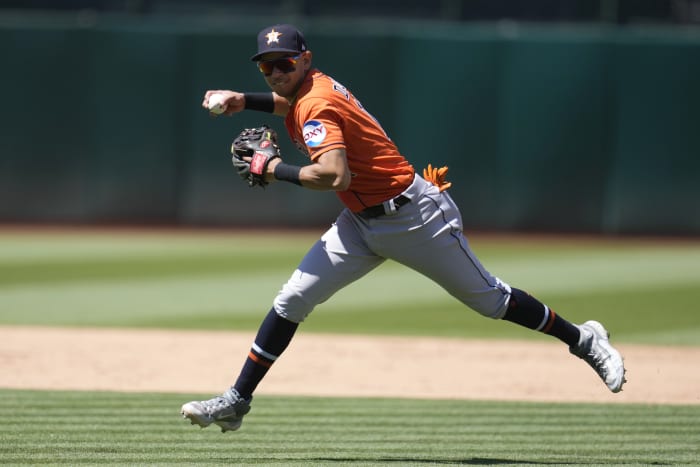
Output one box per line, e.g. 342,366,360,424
304,458,672,465
309,458,589,465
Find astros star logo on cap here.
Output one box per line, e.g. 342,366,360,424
265,28,282,45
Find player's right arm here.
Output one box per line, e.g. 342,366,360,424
202,90,289,116
271,93,290,116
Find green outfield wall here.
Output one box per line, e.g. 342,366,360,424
1,16,698,234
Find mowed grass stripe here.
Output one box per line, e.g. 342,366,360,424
0,231,314,286
0,273,290,325
0,231,315,263
3,234,699,291
0,252,303,286
1,390,699,465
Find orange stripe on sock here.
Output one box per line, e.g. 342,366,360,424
248,351,273,368
542,309,557,334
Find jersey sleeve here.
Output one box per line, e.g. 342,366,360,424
294,97,346,161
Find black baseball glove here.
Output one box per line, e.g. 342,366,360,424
230,125,281,187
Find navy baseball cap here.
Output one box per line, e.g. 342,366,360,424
251,24,308,61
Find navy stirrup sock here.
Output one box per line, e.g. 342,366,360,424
234,308,299,399
502,288,580,347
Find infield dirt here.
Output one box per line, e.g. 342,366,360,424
1,326,698,405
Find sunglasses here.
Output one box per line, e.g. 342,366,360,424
257,54,302,76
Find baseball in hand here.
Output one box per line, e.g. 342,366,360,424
207,93,227,114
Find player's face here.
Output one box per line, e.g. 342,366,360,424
257,51,310,98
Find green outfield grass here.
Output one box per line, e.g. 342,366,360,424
1,229,699,345
2,230,700,465
1,389,698,466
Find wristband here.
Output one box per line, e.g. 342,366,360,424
243,92,275,113
273,162,302,185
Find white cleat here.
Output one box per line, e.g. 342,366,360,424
181,387,251,433
570,320,627,393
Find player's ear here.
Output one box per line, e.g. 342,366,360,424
302,51,312,70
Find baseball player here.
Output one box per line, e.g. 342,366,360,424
181,24,626,433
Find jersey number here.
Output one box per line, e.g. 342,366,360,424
332,80,389,139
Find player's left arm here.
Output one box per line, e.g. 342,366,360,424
267,148,350,191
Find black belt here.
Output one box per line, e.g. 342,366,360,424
357,195,411,219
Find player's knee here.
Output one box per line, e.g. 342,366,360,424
471,302,508,320
272,294,313,324
457,287,511,320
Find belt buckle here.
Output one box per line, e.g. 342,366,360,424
382,198,398,216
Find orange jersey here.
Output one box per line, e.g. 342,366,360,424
284,69,414,212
